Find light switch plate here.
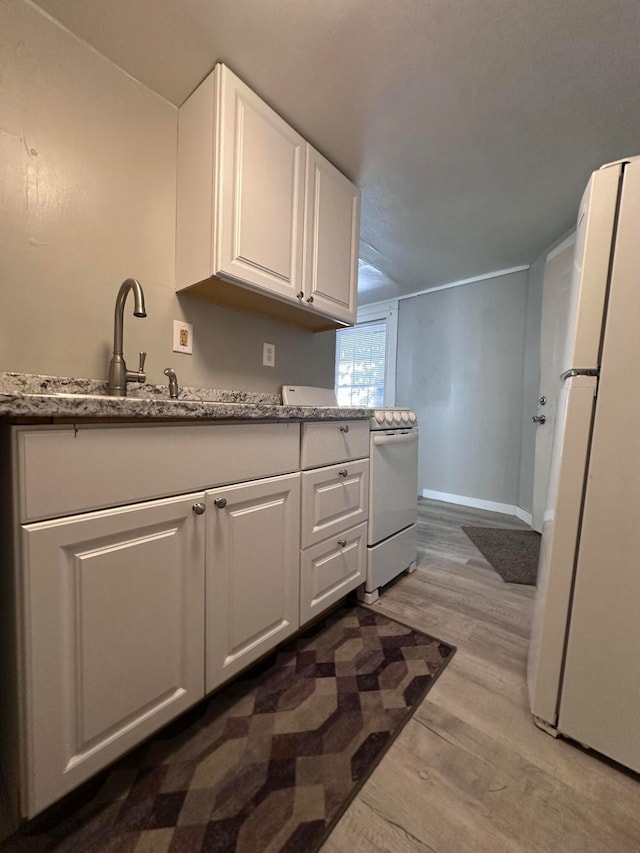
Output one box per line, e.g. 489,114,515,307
173,320,193,354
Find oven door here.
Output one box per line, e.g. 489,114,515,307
368,429,418,546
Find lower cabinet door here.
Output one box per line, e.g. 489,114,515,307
300,522,367,624
206,473,301,693
22,493,207,817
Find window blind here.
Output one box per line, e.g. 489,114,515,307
335,319,387,406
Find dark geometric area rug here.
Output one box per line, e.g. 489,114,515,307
462,526,541,585
2,604,455,853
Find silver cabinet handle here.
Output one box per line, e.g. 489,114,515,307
214,497,227,508
340,424,349,433
338,539,347,547
532,415,546,424
192,502,206,515
338,469,348,477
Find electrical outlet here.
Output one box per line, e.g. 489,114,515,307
263,342,275,367
173,320,193,354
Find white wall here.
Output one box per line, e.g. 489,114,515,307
396,270,529,508
0,0,335,392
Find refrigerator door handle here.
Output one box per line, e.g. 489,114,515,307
561,368,599,380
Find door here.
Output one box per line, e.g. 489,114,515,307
531,236,575,532
22,493,206,816
527,375,596,724
303,145,360,324
215,64,306,301
205,474,300,693
368,430,418,545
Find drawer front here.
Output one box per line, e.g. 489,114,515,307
301,420,369,469
300,522,367,624
301,459,369,548
15,422,300,523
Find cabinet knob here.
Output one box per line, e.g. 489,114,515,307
297,291,304,300
192,502,206,515
339,424,349,433
306,296,314,303
214,497,227,509
338,469,348,478
338,539,347,547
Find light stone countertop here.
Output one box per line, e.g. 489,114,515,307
0,373,372,422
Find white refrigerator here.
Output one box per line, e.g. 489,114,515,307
527,155,640,772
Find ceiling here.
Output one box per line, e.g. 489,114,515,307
34,0,640,303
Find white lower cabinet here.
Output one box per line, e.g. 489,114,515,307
5,420,368,822
300,522,367,624
299,437,370,621
205,474,301,692
22,493,206,817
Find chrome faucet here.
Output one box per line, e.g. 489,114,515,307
108,278,147,396
164,367,180,399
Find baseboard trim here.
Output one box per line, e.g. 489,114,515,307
514,506,533,526
421,489,532,525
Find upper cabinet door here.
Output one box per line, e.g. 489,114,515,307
215,66,305,300
303,146,360,324
176,64,305,302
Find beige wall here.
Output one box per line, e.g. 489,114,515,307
396,270,529,507
0,0,335,392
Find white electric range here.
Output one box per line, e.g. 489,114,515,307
361,407,419,603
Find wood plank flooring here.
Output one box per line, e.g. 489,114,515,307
323,498,640,853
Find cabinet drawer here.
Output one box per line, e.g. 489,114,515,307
301,459,369,548
300,522,367,624
301,420,369,469
15,422,300,523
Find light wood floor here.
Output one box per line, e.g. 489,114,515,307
323,498,640,853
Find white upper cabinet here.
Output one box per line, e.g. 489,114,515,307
177,64,305,301
303,146,360,324
176,63,360,329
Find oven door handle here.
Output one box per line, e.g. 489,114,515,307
372,430,418,446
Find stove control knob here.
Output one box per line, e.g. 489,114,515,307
393,411,402,424
375,411,385,424
385,411,394,424
401,411,410,423
409,412,417,424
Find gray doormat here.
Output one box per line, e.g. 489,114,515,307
462,526,541,585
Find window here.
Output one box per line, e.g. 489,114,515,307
334,301,398,407
335,320,386,406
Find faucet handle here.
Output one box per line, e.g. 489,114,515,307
126,351,146,385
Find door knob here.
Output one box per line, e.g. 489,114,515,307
532,415,546,424
338,539,347,547
338,469,348,477
214,497,227,509
192,502,206,514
